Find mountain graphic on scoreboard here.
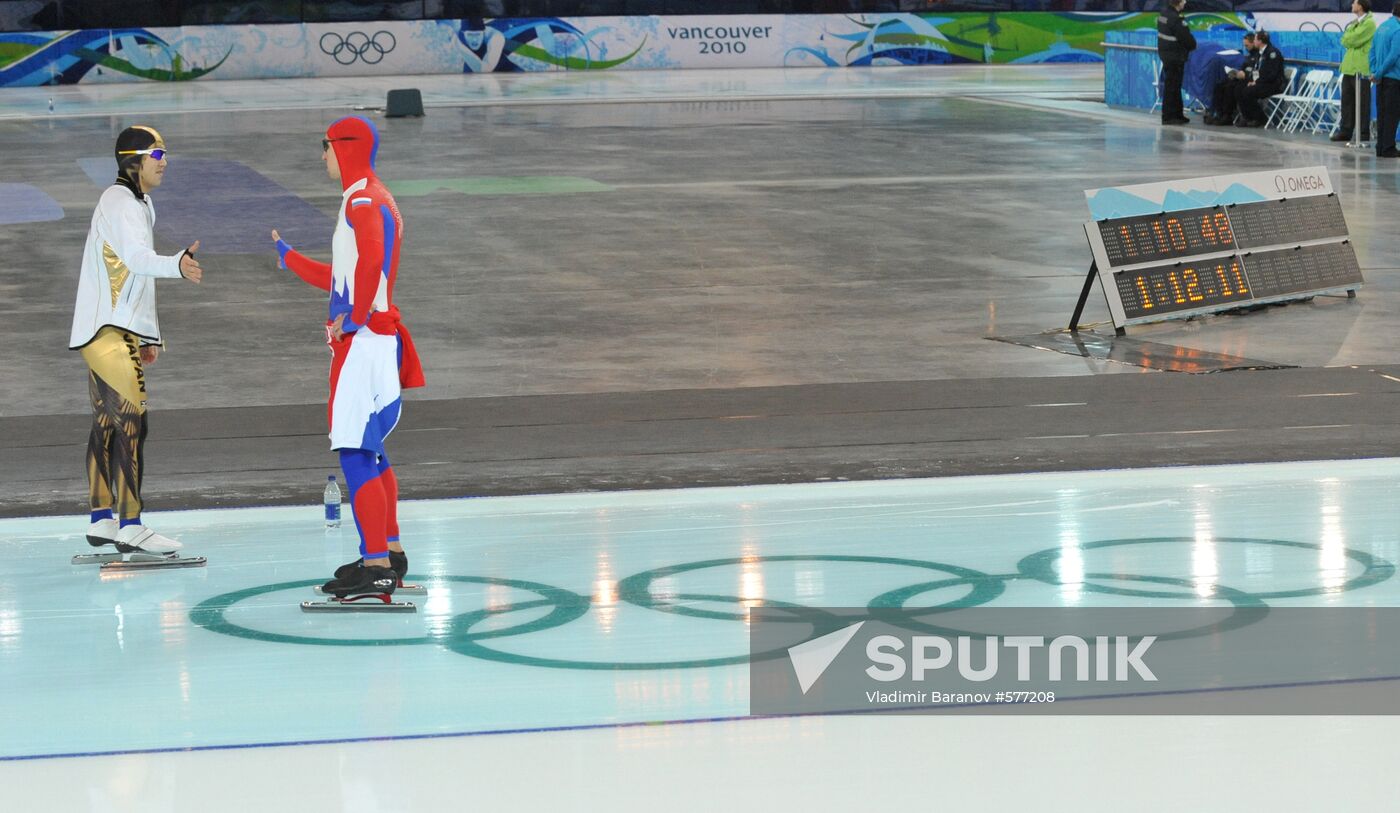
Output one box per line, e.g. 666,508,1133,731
1083,188,1162,218
1160,189,1218,211
1215,183,1268,206
1087,183,1271,219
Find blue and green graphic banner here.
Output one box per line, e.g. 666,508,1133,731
0,12,1336,87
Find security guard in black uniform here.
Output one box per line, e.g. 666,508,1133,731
1234,31,1287,127
1157,0,1197,125
1205,32,1258,125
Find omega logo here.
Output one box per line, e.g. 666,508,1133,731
1274,173,1326,194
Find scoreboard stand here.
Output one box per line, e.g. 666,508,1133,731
1074,167,1362,335
1069,260,1123,335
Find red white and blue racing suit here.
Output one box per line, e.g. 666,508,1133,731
276,115,425,564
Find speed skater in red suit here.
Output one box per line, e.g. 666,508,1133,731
271,116,426,599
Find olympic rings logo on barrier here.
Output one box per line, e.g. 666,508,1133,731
319,31,396,66
189,537,1395,671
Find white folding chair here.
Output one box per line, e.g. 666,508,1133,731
1314,72,1344,134
1275,69,1333,133
1273,67,1321,131
1264,66,1299,128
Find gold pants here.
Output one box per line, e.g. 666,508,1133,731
80,327,148,520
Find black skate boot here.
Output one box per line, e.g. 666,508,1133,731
335,551,408,584
303,563,415,612
321,563,398,600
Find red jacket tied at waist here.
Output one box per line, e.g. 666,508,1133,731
366,306,425,389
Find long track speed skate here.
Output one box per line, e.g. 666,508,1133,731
311,550,423,595
301,563,416,613
311,582,425,596
72,522,206,571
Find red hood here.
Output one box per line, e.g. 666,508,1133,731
327,116,379,191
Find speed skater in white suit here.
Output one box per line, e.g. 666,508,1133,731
69,125,207,570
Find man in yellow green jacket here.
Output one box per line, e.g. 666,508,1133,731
1334,0,1375,142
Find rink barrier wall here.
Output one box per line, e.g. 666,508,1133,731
0,12,1360,87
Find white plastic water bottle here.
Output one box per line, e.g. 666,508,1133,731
323,476,342,528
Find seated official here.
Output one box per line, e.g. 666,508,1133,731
1234,31,1287,127
1205,32,1259,125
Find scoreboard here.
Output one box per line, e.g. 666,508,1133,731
1081,167,1362,330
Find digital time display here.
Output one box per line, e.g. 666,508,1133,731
1114,256,1252,319
1112,244,1364,321
1241,243,1363,298
1226,195,1349,249
1095,206,1236,267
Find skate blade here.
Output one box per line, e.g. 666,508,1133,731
73,552,125,565
312,583,425,596
100,556,207,571
301,596,416,613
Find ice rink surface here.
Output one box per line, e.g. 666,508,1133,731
6,459,1400,810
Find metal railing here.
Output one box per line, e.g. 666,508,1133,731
1102,42,1340,68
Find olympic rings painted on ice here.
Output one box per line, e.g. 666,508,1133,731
870,574,1269,644
189,538,1395,670
446,555,1002,670
189,574,588,648
319,31,397,66
1014,537,1395,600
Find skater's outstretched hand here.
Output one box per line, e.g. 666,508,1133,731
140,345,160,366
271,229,290,270
180,241,202,283
270,229,331,290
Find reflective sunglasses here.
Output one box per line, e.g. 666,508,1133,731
322,137,356,151
117,148,167,160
